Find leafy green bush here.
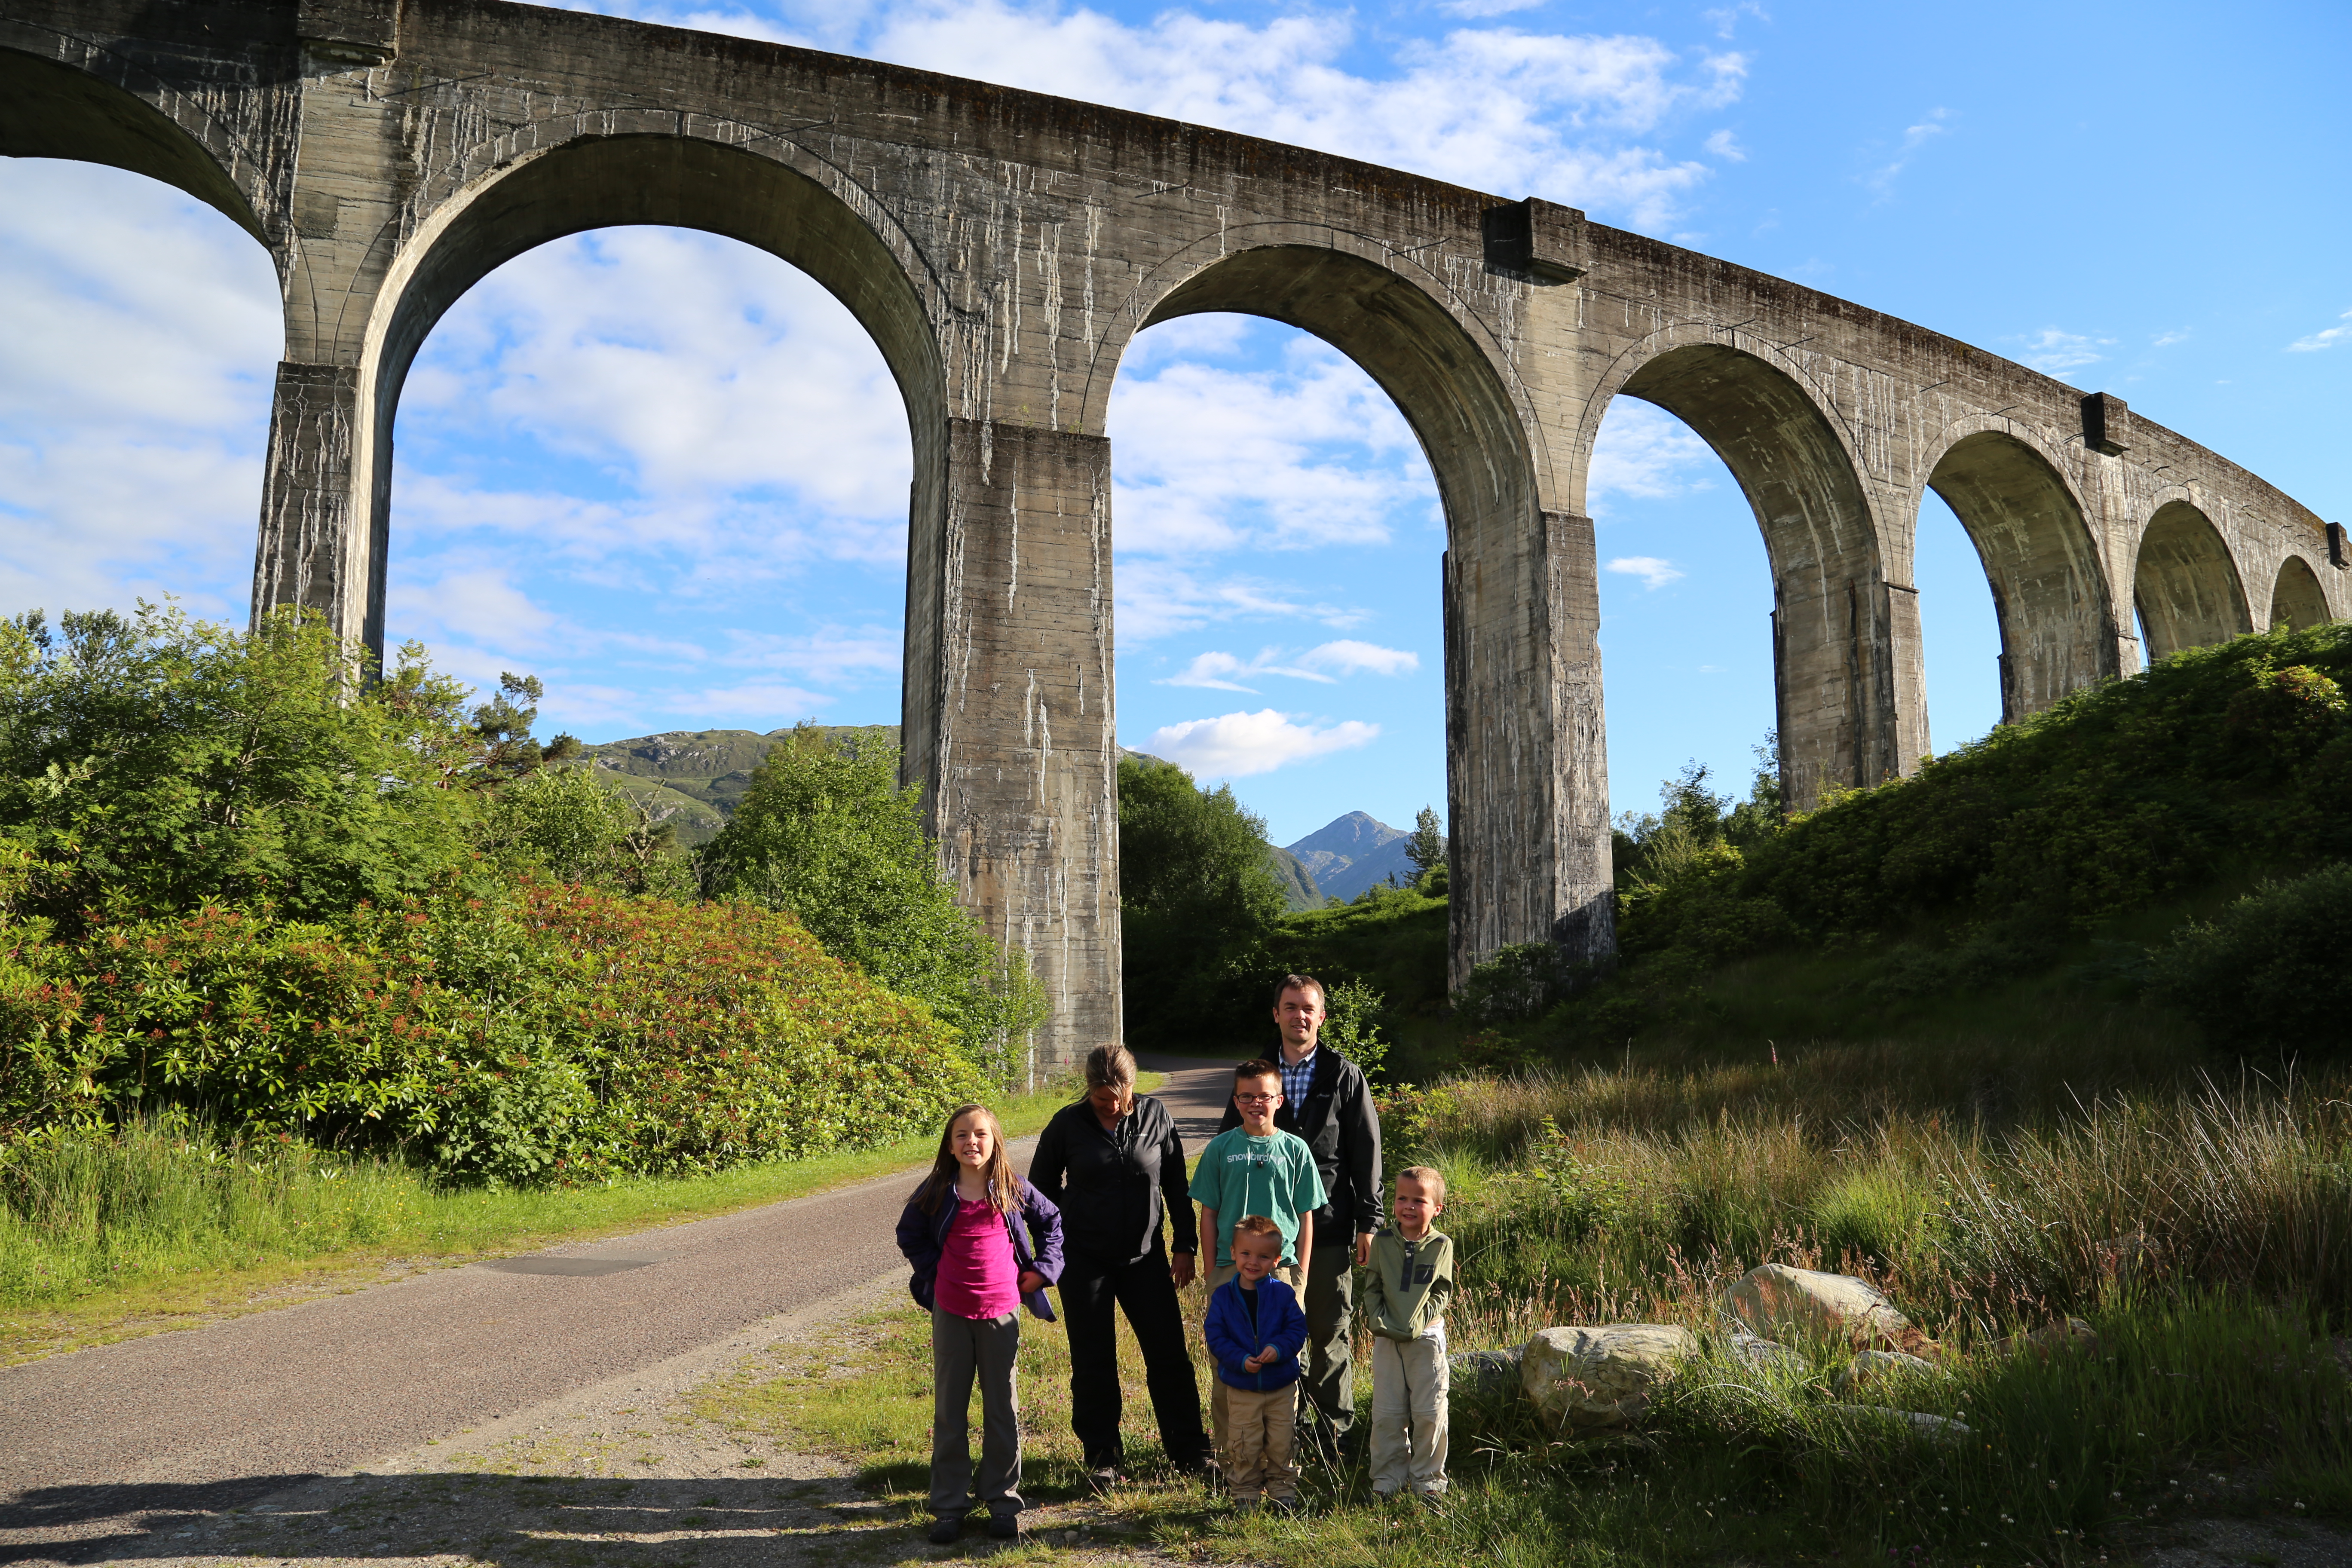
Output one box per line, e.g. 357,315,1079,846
0,605,484,935
699,725,1043,1083
481,762,695,900
1265,886,1448,1020
2143,861,2352,1056
1723,632,2352,946
0,878,981,1185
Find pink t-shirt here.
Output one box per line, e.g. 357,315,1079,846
935,1195,1020,1319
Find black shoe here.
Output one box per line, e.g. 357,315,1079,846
1085,1466,1123,1494
926,1514,965,1545
986,1513,1020,1540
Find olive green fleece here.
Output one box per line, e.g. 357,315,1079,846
1361,1229,1453,1341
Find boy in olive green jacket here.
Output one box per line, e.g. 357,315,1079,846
1360,1165,1453,1502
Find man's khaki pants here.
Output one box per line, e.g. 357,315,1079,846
1220,1382,1298,1503
1369,1334,1449,1496
1204,1262,1303,1453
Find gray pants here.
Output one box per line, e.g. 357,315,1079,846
1302,1243,1357,1439
930,1308,1023,1519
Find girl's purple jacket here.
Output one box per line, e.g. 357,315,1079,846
896,1177,1066,1322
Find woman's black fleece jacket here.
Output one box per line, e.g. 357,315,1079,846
1029,1093,1199,1268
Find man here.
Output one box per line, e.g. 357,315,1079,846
1215,973,1382,1459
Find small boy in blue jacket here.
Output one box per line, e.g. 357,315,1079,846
1204,1214,1310,1512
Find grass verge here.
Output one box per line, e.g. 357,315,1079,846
0,1075,1143,1366
696,1046,2351,1565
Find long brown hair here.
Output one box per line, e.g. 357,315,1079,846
913,1102,1020,1216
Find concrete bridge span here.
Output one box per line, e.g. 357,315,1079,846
3,0,2340,1066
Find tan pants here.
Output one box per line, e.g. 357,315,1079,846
1204,1262,1303,1453
1220,1382,1298,1502
1369,1333,1449,1496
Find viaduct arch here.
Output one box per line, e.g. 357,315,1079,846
5,0,2342,1063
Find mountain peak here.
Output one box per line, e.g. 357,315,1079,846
1284,810,1404,859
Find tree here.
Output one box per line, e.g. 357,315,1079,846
698,725,1044,1084
0,603,484,934
482,762,695,900
1116,755,1286,1045
1406,804,1446,886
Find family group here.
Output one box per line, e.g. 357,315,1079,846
892,974,1456,1543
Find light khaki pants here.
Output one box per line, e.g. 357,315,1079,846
1204,1262,1304,1452
1220,1382,1298,1502
1369,1334,1449,1497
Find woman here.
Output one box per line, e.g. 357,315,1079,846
1029,1044,1211,1487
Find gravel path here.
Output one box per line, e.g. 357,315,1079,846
0,1059,1239,1565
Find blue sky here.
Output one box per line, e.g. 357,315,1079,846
3,0,2346,846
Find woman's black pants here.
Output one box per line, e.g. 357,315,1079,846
1059,1249,1208,1471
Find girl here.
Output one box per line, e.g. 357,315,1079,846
894,1102,1064,1545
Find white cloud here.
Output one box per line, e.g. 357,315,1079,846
1117,560,1372,643
0,160,279,624
404,228,911,521
1863,107,1950,196
1704,128,1748,161
2151,328,2191,348
1111,336,1432,557
2014,328,2115,378
1145,708,1380,778
1606,556,1686,589
1157,639,1418,690
1442,0,1544,16
2287,308,2352,352
1589,399,1718,508
1703,3,1769,39
1296,640,1420,678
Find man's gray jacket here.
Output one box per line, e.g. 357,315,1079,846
1216,1046,1383,1242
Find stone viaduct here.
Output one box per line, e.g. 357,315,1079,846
4,0,2342,1068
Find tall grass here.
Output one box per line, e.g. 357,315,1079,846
1401,1046,2352,1338
0,1077,1109,1328
0,1121,422,1304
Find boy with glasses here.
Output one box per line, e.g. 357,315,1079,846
1190,1059,1325,1452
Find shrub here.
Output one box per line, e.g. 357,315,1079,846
699,725,1043,1083
481,762,695,900
2144,861,2352,1057
0,879,982,1185
0,605,484,936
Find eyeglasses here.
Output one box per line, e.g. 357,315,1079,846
1234,1093,1278,1105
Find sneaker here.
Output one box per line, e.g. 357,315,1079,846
1231,1496,1262,1516
1265,1495,1303,1517
986,1513,1020,1540
1085,1466,1124,1494
925,1515,965,1544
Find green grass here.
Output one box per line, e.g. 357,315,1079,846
704,1044,2350,1565
0,1074,1139,1363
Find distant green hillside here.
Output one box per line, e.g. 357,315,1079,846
575,726,900,847
1263,844,1325,911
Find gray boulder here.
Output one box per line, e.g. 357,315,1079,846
1522,1324,1697,1431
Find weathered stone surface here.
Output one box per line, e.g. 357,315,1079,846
3,0,2338,1066
1728,1330,1803,1372
1724,1264,1914,1348
1522,1324,1697,1430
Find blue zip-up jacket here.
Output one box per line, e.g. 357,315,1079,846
1204,1274,1308,1392
896,1176,1065,1322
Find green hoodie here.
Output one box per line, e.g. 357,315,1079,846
1362,1228,1454,1341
